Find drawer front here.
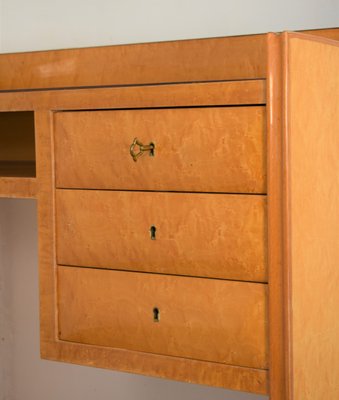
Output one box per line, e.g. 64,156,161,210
58,266,268,369
54,107,266,193
56,190,267,282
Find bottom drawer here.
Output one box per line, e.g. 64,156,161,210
57,266,268,369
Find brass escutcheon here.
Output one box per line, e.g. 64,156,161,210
130,137,155,161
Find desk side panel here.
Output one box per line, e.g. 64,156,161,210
286,33,339,399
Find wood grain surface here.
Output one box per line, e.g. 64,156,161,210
0,177,37,198
55,106,266,194
58,266,268,369
35,111,59,348
286,33,339,399
0,34,267,90
304,27,339,40
56,190,267,282
266,33,287,400
37,110,268,396
43,340,269,394
0,28,338,91
0,80,266,112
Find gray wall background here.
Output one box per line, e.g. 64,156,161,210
0,1,338,399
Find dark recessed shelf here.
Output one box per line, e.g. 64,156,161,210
0,111,36,178
0,161,36,177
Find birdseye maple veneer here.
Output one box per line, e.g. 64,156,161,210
0,28,338,400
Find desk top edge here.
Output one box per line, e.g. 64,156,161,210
0,28,337,91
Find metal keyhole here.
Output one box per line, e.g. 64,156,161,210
153,307,160,322
149,142,155,157
150,225,156,240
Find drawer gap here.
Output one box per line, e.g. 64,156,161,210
57,265,269,285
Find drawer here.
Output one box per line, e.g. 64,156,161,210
57,266,268,369
54,107,266,193
56,190,267,282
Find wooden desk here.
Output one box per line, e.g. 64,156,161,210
0,28,338,399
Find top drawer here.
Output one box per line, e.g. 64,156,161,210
54,106,266,193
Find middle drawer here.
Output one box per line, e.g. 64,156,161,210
56,190,267,282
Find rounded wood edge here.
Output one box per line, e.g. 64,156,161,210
281,31,294,400
266,32,289,400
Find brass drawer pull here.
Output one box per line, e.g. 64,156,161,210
130,137,155,161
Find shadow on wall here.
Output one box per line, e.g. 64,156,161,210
0,200,13,400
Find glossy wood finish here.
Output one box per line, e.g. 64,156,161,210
0,80,266,112
304,27,339,40
43,340,269,394
0,35,267,90
35,109,268,395
1,28,338,92
58,266,268,369
285,33,339,400
266,33,287,400
1,28,338,398
55,106,266,194
0,177,37,198
56,190,267,282
35,111,58,348
281,33,293,400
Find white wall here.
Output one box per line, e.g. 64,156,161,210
1,0,339,52
0,1,338,399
